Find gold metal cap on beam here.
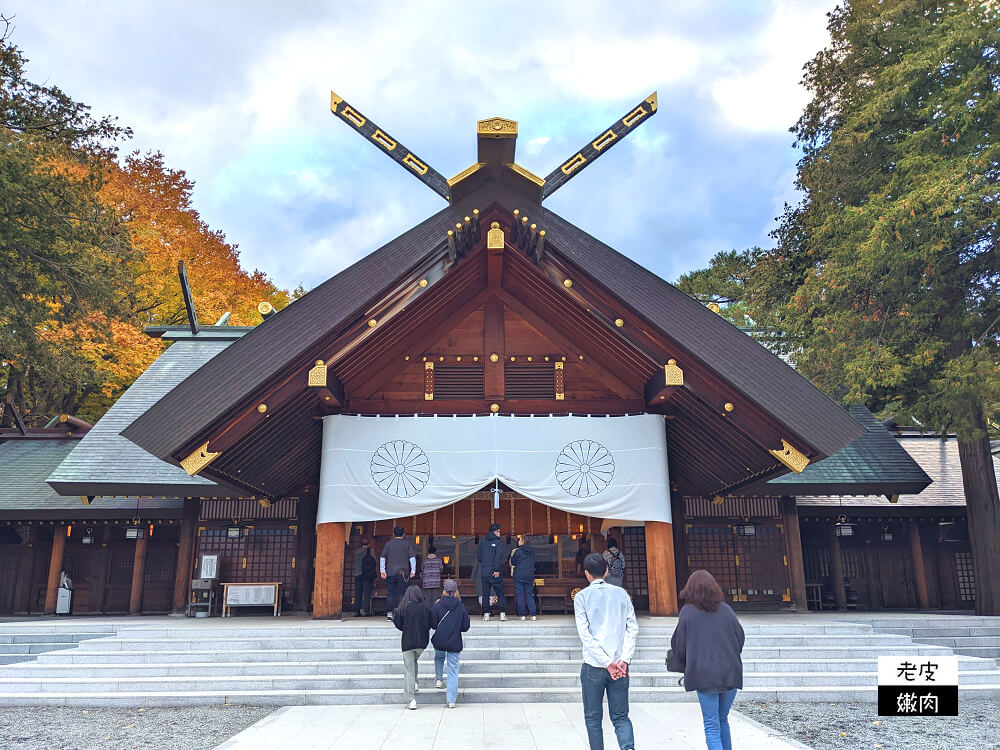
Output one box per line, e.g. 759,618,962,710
769,440,810,473
477,117,517,137
180,441,221,477
487,222,505,250
664,359,684,386
307,360,328,387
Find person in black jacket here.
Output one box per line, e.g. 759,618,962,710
510,536,537,620
670,570,745,750
393,583,432,710
431,579,470,708
477,523,507,621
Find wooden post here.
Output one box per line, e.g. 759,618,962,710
670,495,687,596
295,496,318,612
314,521,346,619
827,524,847,610
44,527,67,615
129,532,149,615
171,499,199,614
908,519,930,610
645,520,678,616
781,498,809,611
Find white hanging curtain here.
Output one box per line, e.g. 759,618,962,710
317,413,671,524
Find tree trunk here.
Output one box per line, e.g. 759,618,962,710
957,402,1000,616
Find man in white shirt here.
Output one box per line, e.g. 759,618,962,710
573,552,638,750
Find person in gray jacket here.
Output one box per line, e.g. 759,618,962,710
670,569,745,750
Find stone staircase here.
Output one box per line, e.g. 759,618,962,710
0,623,117,665
0,619,999,706
863,615,1000,661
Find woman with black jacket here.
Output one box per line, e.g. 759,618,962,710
393,583,432,710
670,569,745,750
510,536,537,620
431,579,471,708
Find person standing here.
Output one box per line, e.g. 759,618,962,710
380,526,417,621
670,569,745,750
431,579,471,709
393,583,432,710
602,538,626,588
353,538,376,616
574,552,637,750
421,545,444,592
510,536,537,621
477,523,507,622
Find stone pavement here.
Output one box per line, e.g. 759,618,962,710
215,702,809,749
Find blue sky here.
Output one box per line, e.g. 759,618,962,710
10,0,836,293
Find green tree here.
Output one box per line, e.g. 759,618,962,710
752,1,1000,613
0,17,137,424
676,248,762,328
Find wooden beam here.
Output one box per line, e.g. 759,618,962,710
344,398,645,415
350,285,492,398
129,532,149,615
177,260,200,335
295,496,318,612
43,527,66,615
497,290,638,399
645,520,678,616
908,519,930,610
171,500,199,614
781,497,809,611
314,521,346,619
484,296,504,399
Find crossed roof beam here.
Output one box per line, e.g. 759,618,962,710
329,90,658,204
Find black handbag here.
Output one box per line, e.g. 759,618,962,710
665,648,685,673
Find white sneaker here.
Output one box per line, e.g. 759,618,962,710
435,680,444,689
482,613,490,622
414,683,419,693
499,612,508,622
519,615,526,621
531,615,537,621
408,699,417,710
448,702,456,709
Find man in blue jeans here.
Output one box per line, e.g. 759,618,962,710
573,552,638,750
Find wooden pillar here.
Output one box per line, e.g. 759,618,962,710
171,499,199,614
781,498,809,611
44,527,67,615
314,521,346,619
295,496,318,612
908,519,930,610
863,543,884,610
936,543,958,609
827,524,847,610
670,495,687,596
129,532,149,615
645,520,678,616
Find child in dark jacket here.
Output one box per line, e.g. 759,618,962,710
430,579,470,708
393,584,432,710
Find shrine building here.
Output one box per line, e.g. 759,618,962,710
0,93,986,617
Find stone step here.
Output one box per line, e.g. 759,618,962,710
3,684,1000,707
951,647,1000,659
913,636,1000,648
4,667,1000,694
0,643,77,655
71,634,913,651
0,656,33,666
879,627,1000,638
0,633,109,645
8,653,998,679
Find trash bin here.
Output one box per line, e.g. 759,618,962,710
56,586,72,615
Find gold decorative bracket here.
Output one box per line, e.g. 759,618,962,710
554,360,565,400
487,222,505,250
664,359,684,386
424,361,434,401
180,441,221,476
769,440,810,473
307,360,328,387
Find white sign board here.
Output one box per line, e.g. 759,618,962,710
225,584,276,606
877,655,958,716
200,554,219,580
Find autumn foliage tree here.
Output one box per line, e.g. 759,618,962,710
1,22,291,424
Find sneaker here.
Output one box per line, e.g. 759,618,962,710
531,615,537,621
482,613,490,622
408,699,417,710
415,683,419,693
499,612,508,622
387,612,394,621
447,702,456,709
435,680,444,689
519,615,526,621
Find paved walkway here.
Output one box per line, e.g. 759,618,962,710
215,703,808,749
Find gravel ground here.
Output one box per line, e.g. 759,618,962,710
738,699,1000,750
0,705,275,750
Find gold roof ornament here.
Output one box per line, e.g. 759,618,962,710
664,359,684,387
487,221,505,250
477,117,518,137
307,360,328,388
769,440,810,473
180,441,221,477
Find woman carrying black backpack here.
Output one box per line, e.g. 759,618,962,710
602,538,626,587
